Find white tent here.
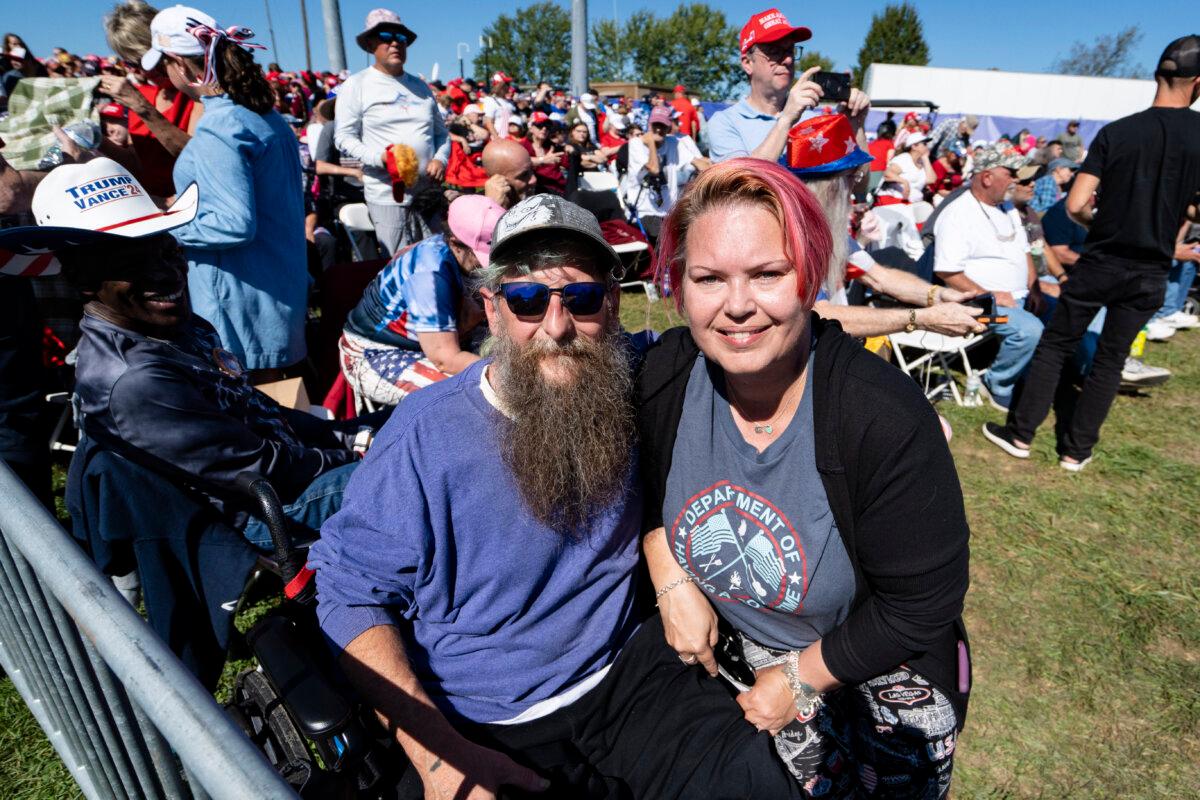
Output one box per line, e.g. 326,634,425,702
862,64,1163,121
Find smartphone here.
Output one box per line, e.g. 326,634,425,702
713,621,756,689
812,71,852,103
971,293,1009,324
972,293,996,318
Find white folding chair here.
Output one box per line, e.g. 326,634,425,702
337,203,376,262
867,205,925,261
578,171,620,193
887,329,993,405
45,392,76,453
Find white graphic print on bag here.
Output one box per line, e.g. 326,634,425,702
671,480,806,613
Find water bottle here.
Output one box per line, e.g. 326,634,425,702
964,373,982,407
1129,327,1148,358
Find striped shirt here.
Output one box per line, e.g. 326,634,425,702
344,235,463,349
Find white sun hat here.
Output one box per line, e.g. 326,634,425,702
0,158,198,276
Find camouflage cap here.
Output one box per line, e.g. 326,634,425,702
972,144,1030,174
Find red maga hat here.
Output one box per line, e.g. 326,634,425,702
784,114,872,176
491,71,513,84
739,8,812,55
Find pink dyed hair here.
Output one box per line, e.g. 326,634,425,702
653,158,833,312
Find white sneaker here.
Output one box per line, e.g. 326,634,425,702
1120,357,1172,387
1059,456,1093,473
1159,310,1200,330
1145,321,1176,341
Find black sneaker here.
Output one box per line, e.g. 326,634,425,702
981,422,1030,459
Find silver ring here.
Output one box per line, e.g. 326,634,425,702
680,654,698,665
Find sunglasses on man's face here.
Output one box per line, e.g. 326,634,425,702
497,281,607,317
753,42,803,64
376,31,408,45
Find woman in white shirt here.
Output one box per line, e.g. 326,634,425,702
885,133,937,203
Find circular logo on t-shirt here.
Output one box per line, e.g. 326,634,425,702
671,480,807,613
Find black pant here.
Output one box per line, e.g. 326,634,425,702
397,616,801,800
1006,253,1167,460
0,277,50,507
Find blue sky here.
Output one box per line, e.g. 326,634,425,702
12,1,1183,86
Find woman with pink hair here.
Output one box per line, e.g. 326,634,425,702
636,157,971,797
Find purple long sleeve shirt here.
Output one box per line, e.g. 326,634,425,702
307,360,642,724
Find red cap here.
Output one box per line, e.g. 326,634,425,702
529,111,550,125
491,71,512,84
99,102,128,120
739,8,812,55
674,84,686,93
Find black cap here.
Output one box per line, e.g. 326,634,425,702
1156,35,1200,78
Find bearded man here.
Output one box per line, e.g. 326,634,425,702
308,194,802,800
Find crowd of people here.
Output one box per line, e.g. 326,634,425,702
0,2,1197,798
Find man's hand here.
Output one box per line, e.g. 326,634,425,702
843,87,870,128
425,158,446,181
640,131,657,147
919,303,986,336
418,737,549,800
781,66,823,123
737,665,798,736
656,580,718,676
98,74,147,111
993,291,1018,309
483,174,512,208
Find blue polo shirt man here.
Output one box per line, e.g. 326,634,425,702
708,8,815,162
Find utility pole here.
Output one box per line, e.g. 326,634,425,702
457,43,469,80
571,0,587,97
262,0,280,66
298,0,313,71
320,0,347,73
479,35,492,82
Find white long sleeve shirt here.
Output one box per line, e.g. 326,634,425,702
334,66,450,206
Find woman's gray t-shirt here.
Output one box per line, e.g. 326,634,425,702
662,348,854,652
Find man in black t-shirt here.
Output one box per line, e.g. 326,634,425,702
985,35,1200,472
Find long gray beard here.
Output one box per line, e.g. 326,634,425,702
804,175,851,298
489,328,635,535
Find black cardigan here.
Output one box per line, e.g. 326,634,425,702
635,316,972,726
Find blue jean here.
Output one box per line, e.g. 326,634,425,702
1072,308,1109,376
984,305,1044,400
1152,259,1196,319
242,461,359,550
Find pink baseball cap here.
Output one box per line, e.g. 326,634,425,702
649,105,673,127
447,195,506,268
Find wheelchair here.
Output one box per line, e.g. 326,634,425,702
67,437,406,797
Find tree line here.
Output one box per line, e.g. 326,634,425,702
472,2,1144,100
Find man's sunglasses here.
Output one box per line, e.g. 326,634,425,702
497,281,607,317
753,42,803,64
376,31,409,45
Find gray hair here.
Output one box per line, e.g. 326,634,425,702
801,172,852,298
472,230,615,296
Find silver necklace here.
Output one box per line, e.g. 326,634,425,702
726,375,804,436
975,195,1016,242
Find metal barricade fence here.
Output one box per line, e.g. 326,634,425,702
0,462,297,800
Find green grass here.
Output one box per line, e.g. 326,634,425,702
1,292,1195,798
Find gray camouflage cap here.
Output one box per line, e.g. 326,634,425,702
489,194,623,279
972,144,1030,174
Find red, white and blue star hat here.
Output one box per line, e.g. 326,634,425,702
0,158,198,277
783,114,873,177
